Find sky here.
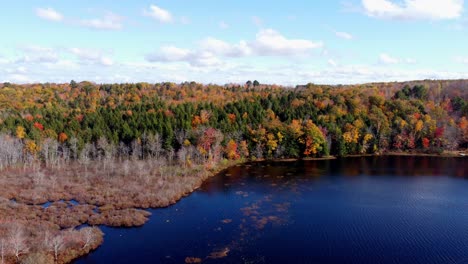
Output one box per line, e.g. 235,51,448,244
1,0,468,85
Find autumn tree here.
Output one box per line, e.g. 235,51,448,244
302,120,326,157
225,139,240,160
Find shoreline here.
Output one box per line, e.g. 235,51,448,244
0,159,242,264
248,151,467,164
1,153,465,263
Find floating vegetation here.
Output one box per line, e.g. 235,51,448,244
185,257,202,263
207,247,230,259
221,219,232,224
235,191,249,197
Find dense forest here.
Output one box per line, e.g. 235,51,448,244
0,79,467,168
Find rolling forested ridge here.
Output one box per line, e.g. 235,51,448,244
0,79,467,167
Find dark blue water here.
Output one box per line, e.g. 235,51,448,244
76,156,468,264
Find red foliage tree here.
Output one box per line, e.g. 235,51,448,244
33,122,44,131
422,138,430,149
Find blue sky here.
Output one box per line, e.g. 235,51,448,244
1,0,467,85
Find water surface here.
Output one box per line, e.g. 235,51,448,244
76,156,468,264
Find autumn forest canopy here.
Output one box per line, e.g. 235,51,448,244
0,79,467,167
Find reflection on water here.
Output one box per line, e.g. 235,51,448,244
76,156,467,264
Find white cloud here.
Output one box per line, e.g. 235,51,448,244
253,29,323,56
335,31,354,40
146,29,322,67
80,12,124,30
100,57,114,66
36,7,63,22
68,48,114,66
341,1,362,13
362,0,464,20
3,56,468,85
5,66,27,74
44,60,80,70
16,46,59,63
199,38,252,57
143,5,173,23
189,51,221,67
379,53,399,64
219,21,229,29
455,56,468,63
5,74,31,83
36,8,125,30
293,64,468,85
146,46,191,62
8,46,109,72
379,53,416,64
145,46,221,67
328,59,338,67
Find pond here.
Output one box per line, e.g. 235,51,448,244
76,156,468,264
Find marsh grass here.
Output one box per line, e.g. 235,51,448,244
0,158,237,263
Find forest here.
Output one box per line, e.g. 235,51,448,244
0,79,467,168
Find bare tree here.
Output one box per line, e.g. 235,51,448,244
48,139,60,168
9,224,28,261
167,148,175,164
81,228,95,250
131,140,142,160
69,137,79,160
177,147,187,165
118,142,129,161
444,125,460,151
51,235,64,262
0,134,23,169
46,232,64,263
254,143,264,160
1,238,6,264
40,138,52,167
60,144,70,168
79,143,93,177
147,133,163,160
97,137,115,172
274,144,285,159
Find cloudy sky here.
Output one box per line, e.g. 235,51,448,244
1,0,467,85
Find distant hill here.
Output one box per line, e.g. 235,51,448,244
297,79,468,100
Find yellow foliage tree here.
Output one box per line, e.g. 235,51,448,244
16,126,26,139
24,140,39,154
288,120,303,139
225,139,240,160
302,120,326,157
266,133,278,155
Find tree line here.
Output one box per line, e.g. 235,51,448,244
0,80,466,167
